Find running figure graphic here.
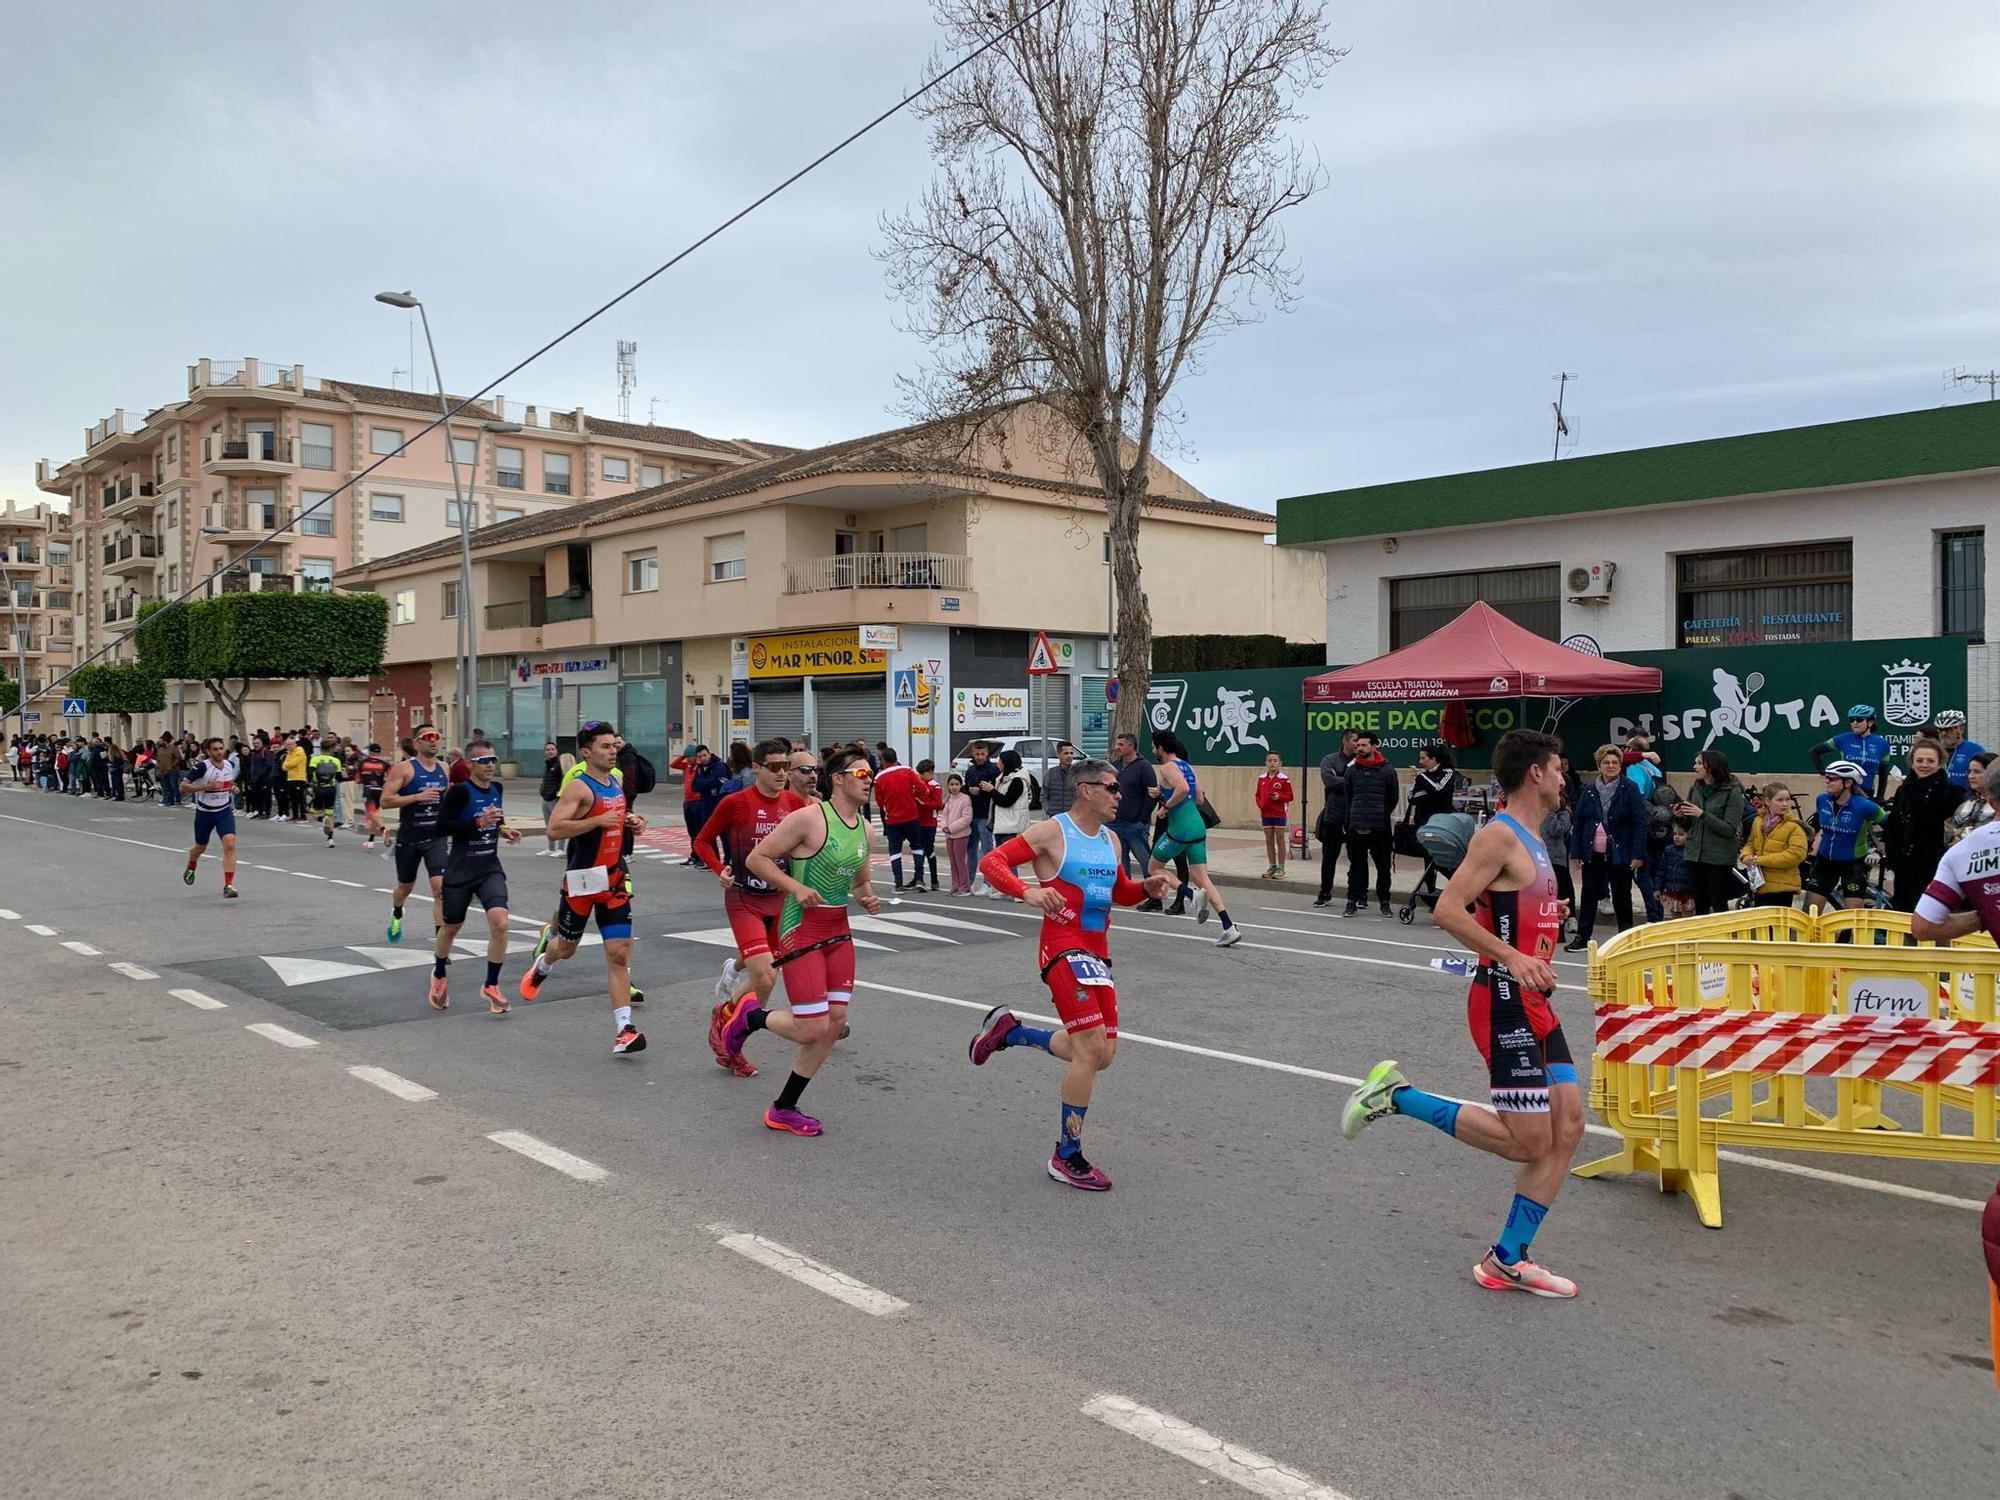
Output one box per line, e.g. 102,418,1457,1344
1701,667,1765,754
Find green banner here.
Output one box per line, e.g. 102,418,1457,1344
1146,636,1966,774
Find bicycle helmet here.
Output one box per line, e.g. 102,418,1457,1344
1935,710,1968,730
1822,760,1866,784
1846,704,1876,720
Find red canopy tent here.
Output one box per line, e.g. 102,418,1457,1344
1301,602,1660,703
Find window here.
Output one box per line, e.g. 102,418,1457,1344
245,554,279,576
300,490,334,536
495,506,525,524
392,588,416,624
246,487,278,530
370,426,404,456
446,499,469,528
301,559,334,593
166,434,179,464
300,422,335,469
1675,542,1851,647
165,499,177,528
450,435,477,467
496,446,524,489
370,493,404,522
891,523,928,552
543,451,572,494
603,456,630,483
640,463,664,488
1390,565,1560,648
48,542,69,567
626,550,659,593
706,531,746,583
1940,530,1985,643
161,569,171,595
622,643,662,677
442,580,460,617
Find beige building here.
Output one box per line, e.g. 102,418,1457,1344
340,404,1324,769
1,499,76,715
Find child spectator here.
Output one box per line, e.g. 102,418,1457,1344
1254,751,1295,878
1656,823,1694,919
940,772,974,894
912,758,944,894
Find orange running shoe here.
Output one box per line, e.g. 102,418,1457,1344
427,972,449,1010
1472,1252,1577,1299
483,983,509,1016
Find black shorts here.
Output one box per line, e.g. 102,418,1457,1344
1468,965,1575,1113
1805,857,1869,901
312,786,337,812
553,887,633,943
363,787,383,809
394,839,447,886
441,868,510,926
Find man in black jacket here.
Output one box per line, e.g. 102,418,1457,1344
1315,730,1358,908
1342,731,1400,916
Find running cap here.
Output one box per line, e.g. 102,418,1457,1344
1822,760,1866,783
1935,710,1967,729
1846,704,1876,720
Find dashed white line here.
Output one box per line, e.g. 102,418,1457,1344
60,940,103,956
245,1022,318,1049
1081,1393,1351,1500
347,1065,438,1102
373,887,394,895
485,1130,608,1182
0,908,18,919
255,865,285,873
706,1224,909,1316
293,871,326,880
25,923,56,936
330,879,365,888
108,961,157,980
171,988,227,1010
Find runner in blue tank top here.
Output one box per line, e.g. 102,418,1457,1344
1145,729,1242,946
380,723,451,943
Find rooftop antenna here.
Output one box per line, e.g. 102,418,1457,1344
1945,366,2000,401
390,366,409,391
648,396,664,424
1551,371,1579,460
616,340,638,421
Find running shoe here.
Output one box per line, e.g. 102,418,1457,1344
483,983,509,1016
1340,1059,1407,1140
182,866,196,886
714,956,740,1006
612,1024,647,1055
969,1005,1017,1066
1215,926,1243,948
325,832,335,849
222,886,239,899
720,994,763,1057
1047,1151,1112,1191
1192,886,1212,924
707,998,735,1064
386,911,403,943
519,960,547,1003
427,972,450,1010
629,983,645,1006
1473,1252,1577,1299
725,1056,758,1078
363,839,375,852
838,1021,851,1040
763,1105,822,1136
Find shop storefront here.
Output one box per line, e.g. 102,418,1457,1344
745,628,887,752
482,645,679,768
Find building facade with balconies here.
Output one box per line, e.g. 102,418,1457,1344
1,498,76,709
337,404,1325,769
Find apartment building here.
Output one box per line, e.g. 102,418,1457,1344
0,498,76,710
35,355,787,734
339,403,1325,768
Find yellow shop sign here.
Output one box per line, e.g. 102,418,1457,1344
746,629,886,680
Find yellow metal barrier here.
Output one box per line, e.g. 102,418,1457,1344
1575,911,2000,1227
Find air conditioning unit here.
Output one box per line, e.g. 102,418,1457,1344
1566,561,1616,601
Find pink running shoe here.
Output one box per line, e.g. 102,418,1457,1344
763,1105,822,1136
1046,1151,1112,1191
1472,1252,1577,1299
427,972,449,1010
720,994,763,1057
968,1005,1017,1066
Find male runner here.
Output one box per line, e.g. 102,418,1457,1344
518,721,648,1055
1809,705,1891,801
697,739,805,1077
1802,759,1886,914
789,748,824,802
717,748,880,1135
308,738,344,849
180,736,242,899
541,727,645,1009
380,723,450,942
1342,729,1584,1298
967,758,1170,1189
429,739,519,1015
355,742,391,850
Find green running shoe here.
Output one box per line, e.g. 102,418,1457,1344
386,911,403,943
1341,1059,1407,1140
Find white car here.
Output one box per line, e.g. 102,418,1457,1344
947,736,1071,777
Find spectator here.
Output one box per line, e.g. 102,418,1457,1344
940,772,974,894
681,743,725,866
1314,729,1359,909
281,734,308,821
1935,710,1987,789
1405,743,1459,903
912,758,944,893
671,743,707,864
1654,825,1694,919
1254,751,1295,879
720,740,754,795
1107,732,1156,881
1042,742,1077,819
446,742,472,786
1539,769,1575,919
1674,749,1746,916
990,747,1035,848
1340,730,1399,917
1950,751,2000,844
963,741,1002,891
872,747,926,891
90,736,112,798
1741,783,1808,908
1566,744,1650,949
1622,733,1664,794
538,740,571,856
1884,737,1958,912
108,739,128,802
156,733,183,807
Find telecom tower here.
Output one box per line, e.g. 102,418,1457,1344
616,340,638,421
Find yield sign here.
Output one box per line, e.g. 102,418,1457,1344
1027,631,1059,675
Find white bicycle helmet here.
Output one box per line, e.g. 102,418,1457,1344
1822,759,1866,783
1935,710,1968,730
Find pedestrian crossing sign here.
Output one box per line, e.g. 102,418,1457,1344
893,668,919,708
1027,632,1059,675
61,697,87,718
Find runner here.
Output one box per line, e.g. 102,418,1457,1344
542,725,646,1010
1341,729,1584,1298
355,742,391,851
698,738,805,1078
1809,705,1891,801
518,721,648,1055
716,748,880,1134
1802,759,1887,914
789,747,824,802
308,737,344,849
180,736,242,899
1146,729,1242,947
380,724,451,943
967,757,1171,1189
429,738,519,1015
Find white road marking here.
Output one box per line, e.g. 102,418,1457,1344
880,909,1015,936
347,1065,438,1101
293,871,326,880
847,915,957,943
255,865,285,873
0,811,186,856
706,1224,909,1317
1081,1393,1351,1500
857,979,1992,1214
1240,908,1589,970
171,988,227,1009
485,1130,609,1182
262,955,381,987
373,887,395,894
108,962,157,980
666,926,893,953
60,940,103,956
0,908,18,919
26,924,57,936
245,1022,318,1049
330,879,365,888
345,944,441,971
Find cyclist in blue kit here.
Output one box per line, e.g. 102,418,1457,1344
1810,706,1890,801
1803,759,1887,913
1935,711,1988,789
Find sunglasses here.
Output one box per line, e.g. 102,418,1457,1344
845,766,874,781
1081,779,1119,792
470,755,498,765
760,760,789,772
416,733,442,744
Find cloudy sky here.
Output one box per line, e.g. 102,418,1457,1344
5,1,1998,514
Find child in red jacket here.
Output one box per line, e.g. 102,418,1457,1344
1255,752,1295,879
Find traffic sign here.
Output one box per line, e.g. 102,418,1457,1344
1105,679,1119,704
540,675,564,701
1027,631,1059,675
20,710,40,724
892,668,919,709
61,697,87,718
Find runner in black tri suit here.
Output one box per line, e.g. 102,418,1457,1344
1342,730,1585,1299
380,724,450,944
429,738,520,1016
356,742,391,851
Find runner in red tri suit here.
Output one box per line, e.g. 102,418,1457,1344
700,739,804,1076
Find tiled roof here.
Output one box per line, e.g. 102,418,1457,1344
579,414,765,457
317,379,499,421
342,412,1273,578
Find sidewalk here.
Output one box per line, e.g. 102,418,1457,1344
1170,825,1435,905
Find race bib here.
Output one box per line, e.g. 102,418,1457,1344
563,865,612,897
1064,953,1114,988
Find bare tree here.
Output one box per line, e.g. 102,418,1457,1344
883,0,1337,735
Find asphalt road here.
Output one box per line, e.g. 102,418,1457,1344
3,783,1996,1499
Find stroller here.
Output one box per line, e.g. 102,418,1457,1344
1397,812,1479,924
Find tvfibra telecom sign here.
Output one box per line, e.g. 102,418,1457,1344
952,687,1029,732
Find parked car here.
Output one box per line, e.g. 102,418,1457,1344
948,736,1068,777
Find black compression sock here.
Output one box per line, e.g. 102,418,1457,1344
393,905,405,919
744,1008,770,1035
775,1071,811,1111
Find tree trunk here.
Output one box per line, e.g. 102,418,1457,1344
307,674,333,735
1103,472,1155,745
117,712,133,744
205,677,250,744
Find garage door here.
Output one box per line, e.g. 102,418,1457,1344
752,685,805,744
1034,675,1072,744
813,681,887,749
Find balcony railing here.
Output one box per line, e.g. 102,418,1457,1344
101,535,161,566
218,571,303,595
102,596,137,623
485,599,550,629
201,434,295,468
545,591,593,623
783,552,971,595
187,357,306,397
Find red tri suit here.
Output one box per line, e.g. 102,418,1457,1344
1465,810,1573,1114
696,784,807,959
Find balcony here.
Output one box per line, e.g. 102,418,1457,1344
187,357,308,405
2,545,40,567
103,535,161,575
84,409,150,458
776,552,977,630
102,595,137,625
217,570,303,595
784,552,972,594
103,476,161,520
49,564,72,587
545,590,593,623
201,433,296,476
200,507,294,545
35,458,69,495
485,598,550,629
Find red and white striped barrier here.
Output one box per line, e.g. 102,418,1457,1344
1595,1003,2000,1088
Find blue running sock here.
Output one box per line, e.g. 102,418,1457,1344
1004,1023,1054,1052
432,956,449,978
1493,1193,1550,1266
1058,1101,1087,1159
485,960,503,987
1389,1083,1461,1138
